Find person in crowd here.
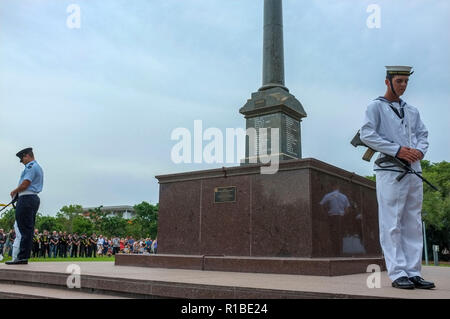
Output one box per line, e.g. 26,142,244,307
89,233,97,258
128,236,134,249
151,237,157,254
0,229,6,256
49,230,59,258
71,232,80,258
6,229,16,257
103,237,109,256
145,238,152,254
79,233,87,257
57,231,62,257
67,233,73,257
59,231,68,258
97,235,104,257
40,230,49,258
119,238,125,253
112,236,120,255
140,242,146,254
107,244,113,257
132,241,139,254
32,229,40,258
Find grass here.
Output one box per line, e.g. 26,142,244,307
0,255,115,263
422,261,450,267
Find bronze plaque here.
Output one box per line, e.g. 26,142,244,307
214,186,236,203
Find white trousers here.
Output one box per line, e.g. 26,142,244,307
376,170,424,281
12,221,22,261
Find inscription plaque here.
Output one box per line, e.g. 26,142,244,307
248,113,279,156
284,114,299,157
214,186,237,203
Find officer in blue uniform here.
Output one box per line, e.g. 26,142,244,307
6,147,44,265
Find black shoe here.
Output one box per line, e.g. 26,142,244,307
5,259,28,265
392,276,415,289
409,276,435,289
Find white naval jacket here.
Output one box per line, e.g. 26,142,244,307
360,96,429,172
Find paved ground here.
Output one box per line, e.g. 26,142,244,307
0,262,449,299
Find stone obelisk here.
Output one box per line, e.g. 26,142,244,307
260,0,287,92
240,0,306,163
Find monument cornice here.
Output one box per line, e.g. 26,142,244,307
155,158,375,190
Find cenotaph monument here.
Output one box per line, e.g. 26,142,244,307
240,0,306,163
116,0,385,276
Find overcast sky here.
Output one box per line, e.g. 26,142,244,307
1,0,449,216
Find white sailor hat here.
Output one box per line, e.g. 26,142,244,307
385,65,414,77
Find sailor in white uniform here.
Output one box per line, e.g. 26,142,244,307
360,66,435,289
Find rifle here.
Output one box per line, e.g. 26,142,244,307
0,194,18,214
350,130,376,161
350,130,439,191
376,155,439,191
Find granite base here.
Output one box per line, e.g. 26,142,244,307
115,254,386,276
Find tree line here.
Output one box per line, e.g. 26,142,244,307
0,201,158,240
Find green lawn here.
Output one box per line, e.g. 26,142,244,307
422,262,450,267
0,255,115,263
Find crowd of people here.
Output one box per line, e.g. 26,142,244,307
0,228,157,259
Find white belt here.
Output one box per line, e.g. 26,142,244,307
18,190,39,197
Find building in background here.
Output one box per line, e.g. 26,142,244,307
82,206,135,219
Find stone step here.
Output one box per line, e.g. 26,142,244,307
1,262,448,299
0,283,129,299
0,263,372,299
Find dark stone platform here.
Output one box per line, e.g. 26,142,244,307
116,158,385,276
115,254,385,276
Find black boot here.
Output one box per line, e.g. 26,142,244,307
5,259,28,265
392,276,415,289
409,276,435,289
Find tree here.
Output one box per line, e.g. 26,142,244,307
421,160,450,260
36,215,62,232
133,202,158,238
72,215,93,235
58,204,84,219
0,208,15,231
0,201,161,242
87,206,108,233
124,219,143,240
97,215,128,238
56,204,84,233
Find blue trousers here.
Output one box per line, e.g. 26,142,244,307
12,195,40,261
50,244,57,258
